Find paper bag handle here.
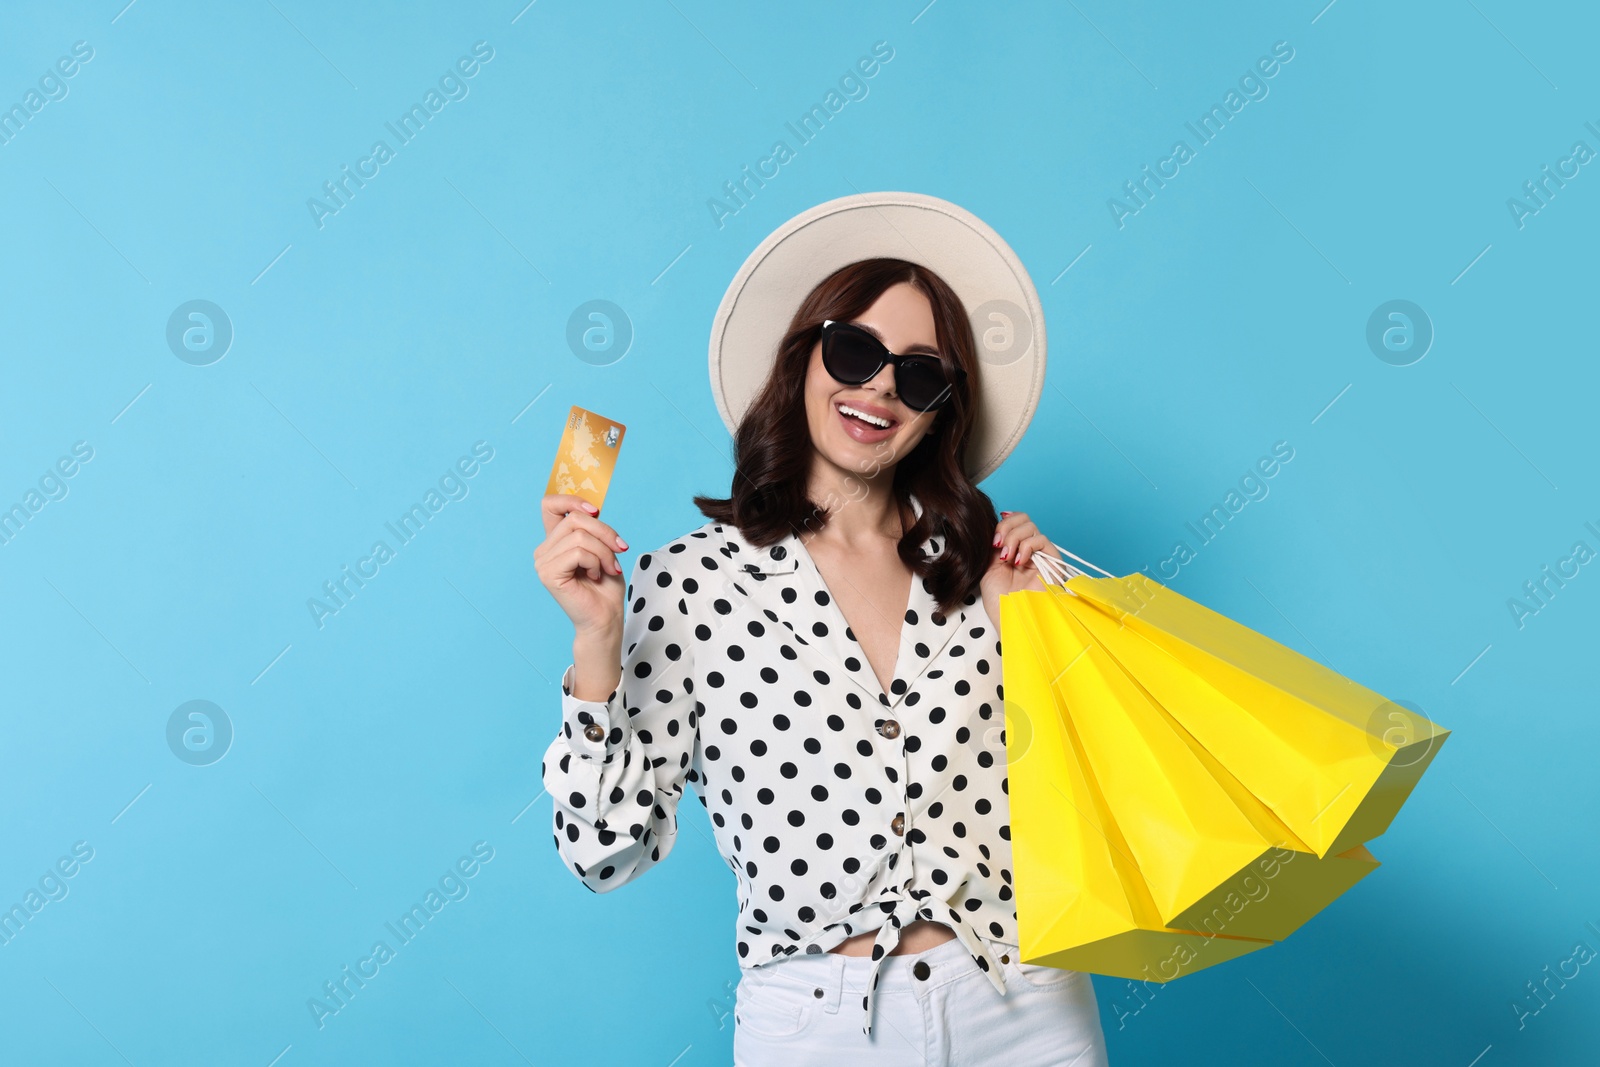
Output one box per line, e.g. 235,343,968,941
1030,543,1116,590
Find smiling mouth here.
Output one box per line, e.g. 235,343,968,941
836,402,897,430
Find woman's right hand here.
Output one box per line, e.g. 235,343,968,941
534,494,628,639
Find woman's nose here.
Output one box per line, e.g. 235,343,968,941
865,361,898,397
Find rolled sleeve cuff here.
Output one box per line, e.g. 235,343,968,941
560,663,628,761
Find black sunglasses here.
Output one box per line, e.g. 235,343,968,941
819,319,967,412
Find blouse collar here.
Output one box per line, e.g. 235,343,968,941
712,492,975,712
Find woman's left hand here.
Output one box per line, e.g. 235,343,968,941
979,511,1052,624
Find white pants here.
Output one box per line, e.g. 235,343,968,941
732,934,1109,1066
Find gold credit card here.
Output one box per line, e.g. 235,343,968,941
546,405,626,512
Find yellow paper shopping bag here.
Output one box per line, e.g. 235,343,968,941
1027,594,1294,923
999,545,1448,980
1060,569,1448,858
1004,591,1382,953
1001,590,1273,981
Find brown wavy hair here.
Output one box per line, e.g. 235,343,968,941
694,257,997,615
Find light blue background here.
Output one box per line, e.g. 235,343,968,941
3,1,1596,1063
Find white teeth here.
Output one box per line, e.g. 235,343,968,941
838,404,891,428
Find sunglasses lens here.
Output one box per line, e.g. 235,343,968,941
822,327,883,384
896,358,953,410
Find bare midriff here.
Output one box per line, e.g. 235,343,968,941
828,918,957,956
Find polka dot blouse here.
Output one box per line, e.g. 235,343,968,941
542,495,1016,1033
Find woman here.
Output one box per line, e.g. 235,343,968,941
535,194,1109,1064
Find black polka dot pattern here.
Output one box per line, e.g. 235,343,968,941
542,494,1016,1036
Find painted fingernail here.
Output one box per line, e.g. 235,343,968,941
1000,547,1008,559
582,502,599,514
616,538,628,550
993,538,1002,547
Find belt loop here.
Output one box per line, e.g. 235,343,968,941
819,950,845,1014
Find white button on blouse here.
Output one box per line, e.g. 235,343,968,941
542,494,1015,1033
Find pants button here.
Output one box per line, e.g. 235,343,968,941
813,987,824,998
913,960,931,980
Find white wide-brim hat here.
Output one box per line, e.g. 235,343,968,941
708,191,1047,484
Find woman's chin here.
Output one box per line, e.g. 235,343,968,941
823,440,901,477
